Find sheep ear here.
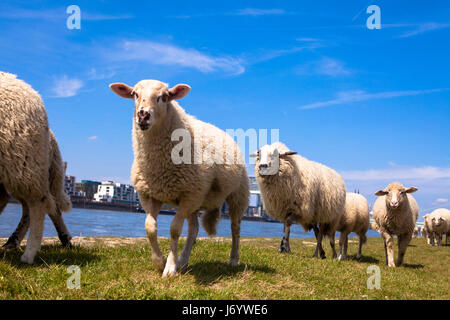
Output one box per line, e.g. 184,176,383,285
110,83,134,99
405,186,418,194
375,190,388,196
168,84,190,101
280,151,297,158
250,151,259,158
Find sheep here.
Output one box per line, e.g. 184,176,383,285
110,80,249,277
0,71,57,264
413,226,419,238
429,208,450,246
423,214,434,245
337,193,370,260
0,130,72,249
251,142,346,259
373,182,419,267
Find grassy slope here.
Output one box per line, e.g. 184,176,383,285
0,237,448,300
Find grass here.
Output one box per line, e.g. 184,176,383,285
0,236,448,300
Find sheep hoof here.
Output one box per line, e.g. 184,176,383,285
20,251,36,265
337,255,346,261
279,246,291,254
152,256,166,272
356,254,362,259
228,258,239,267
162,263,177,277
2,240,20,250
388,262,396,268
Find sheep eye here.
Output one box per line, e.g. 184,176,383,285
157,94,168,103
132,91,139,99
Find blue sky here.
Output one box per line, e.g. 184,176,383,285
1,1,449,218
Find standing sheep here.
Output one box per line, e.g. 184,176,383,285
251,142,346,259
422,214,434,245
337,193,370,261
110,80,249,277
0,71,55,264
0,130,72,249
373,182,419,267
429,208,450,246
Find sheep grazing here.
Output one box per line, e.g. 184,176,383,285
251,142,346,259
373,182,419,267
429,208,450,246
337,193,370,260
0,72,59,264
0,130,72,249
110,80,249,277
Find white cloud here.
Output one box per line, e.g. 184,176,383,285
434,198,449,204
52,75,83,98
235,8,285,16
397,22,450,38
111,40,245,75
296,57,351,77
299,88,448,110
88,136,98,141
0,8,132,21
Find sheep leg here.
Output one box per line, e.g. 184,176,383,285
0,184,8,214
279,214,293,253
3,200,30,250
48,209,72,248
338,231,348,261
141,196,165,272
396,233,411,266
228,209,242,266
329,231,337,259
313,226,326,259
20,201,46,264
179,212,199,270
163,212,185,277
381,232,395,267
356,234,365,259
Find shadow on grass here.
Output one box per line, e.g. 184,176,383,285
347,255,379,264
0,244,100,267
185,261,275,285
402,263,424,269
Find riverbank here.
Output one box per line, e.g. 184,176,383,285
0,237,448,299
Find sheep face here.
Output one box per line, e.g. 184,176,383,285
431,215,445,228
375,182,418,210
109,80,190,131
251,144,297,176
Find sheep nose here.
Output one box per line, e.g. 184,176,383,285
259,164,268,170
138,109,150,120
391,201,398,207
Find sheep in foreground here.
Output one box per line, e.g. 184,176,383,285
0,130,72,249
429,208,450,246
373,182,419,267
251,142,346,258
0,71,56,264
337,193,370,260
110,80,249,277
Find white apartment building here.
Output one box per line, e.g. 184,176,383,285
93,181,139,203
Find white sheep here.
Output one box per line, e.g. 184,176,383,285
251,142,346,259
429,208,450,246
337,193,370,260
0,130,72,249
422,214,434,245
373,182,419,267
110,80,249,277
0,71,56,264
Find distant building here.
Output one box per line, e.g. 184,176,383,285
64,176,76,196
94,181,139,204
77,180,101,200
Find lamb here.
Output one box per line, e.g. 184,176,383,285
0,130,72,249
0,71,57,264
429,208,450,246
337,193,370,260
251,142,346,259
373,182,419,267
423,214,434,245
110,80,249,277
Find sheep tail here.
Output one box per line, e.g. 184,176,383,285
201,208,221,236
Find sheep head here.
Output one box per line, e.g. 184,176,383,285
109,80,190,131
251,142,297,176
375,182,418,210
431,215,445,228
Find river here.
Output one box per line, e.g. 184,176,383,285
0,203,380,239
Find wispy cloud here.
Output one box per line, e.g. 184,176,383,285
397,22,450,38
109,40,245,75
52,75,84,98
88,136,98,141
296,57,351,77
0,8,132,21
235,8,285,16
299,88,448,110
433,198,449,204
341,165,450,181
